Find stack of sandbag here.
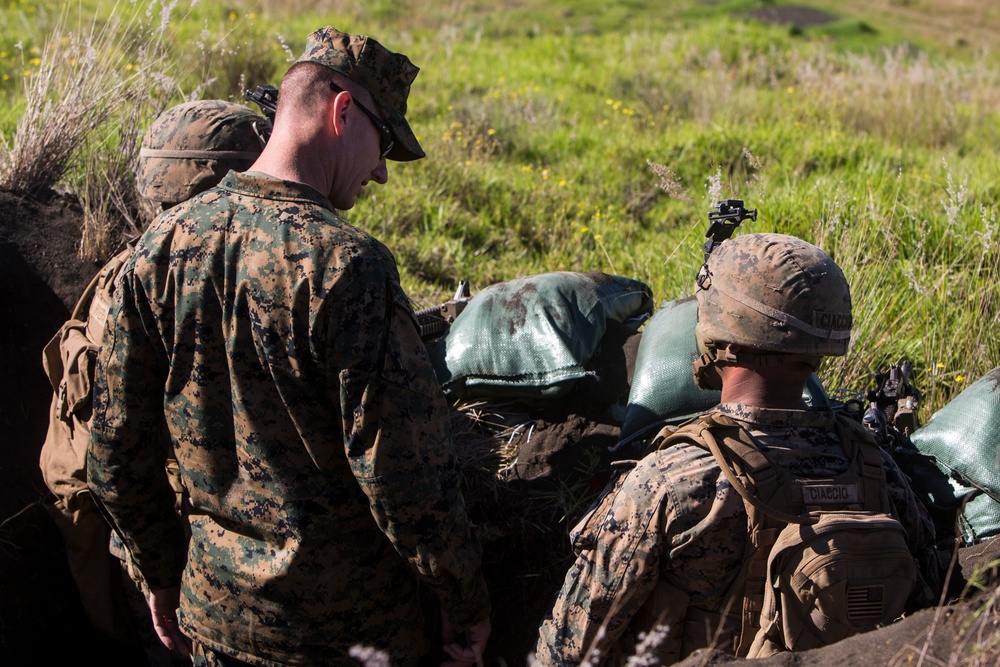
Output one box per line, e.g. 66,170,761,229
430,271,653,402
909,368,1000,545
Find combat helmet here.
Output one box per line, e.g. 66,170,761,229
693,233,852,388
137,100,268,208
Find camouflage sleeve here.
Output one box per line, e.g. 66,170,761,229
535,458,671,666
328,264,490,630
87,267,187,590
880,449,945,608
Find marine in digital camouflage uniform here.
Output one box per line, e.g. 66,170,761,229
124,98,269,667
88,26,491,667
535,234,942,666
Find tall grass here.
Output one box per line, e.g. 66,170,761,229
2,1,998,407
0,7,143,194
373,17,999,413
0,2,184,258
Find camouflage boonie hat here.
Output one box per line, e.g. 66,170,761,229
137,100,267,207
295,26,425,162
696,233,852,356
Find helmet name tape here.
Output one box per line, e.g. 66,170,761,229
815,311,852,332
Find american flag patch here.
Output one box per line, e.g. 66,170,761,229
847,585,885,620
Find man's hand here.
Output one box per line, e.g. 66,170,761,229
441,609,491,667
148,586,192,657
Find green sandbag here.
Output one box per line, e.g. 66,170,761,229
620,296,831,442
910,368,1000,544
430,271,653,401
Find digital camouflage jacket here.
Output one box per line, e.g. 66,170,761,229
88,170,490,666
535,403,941,666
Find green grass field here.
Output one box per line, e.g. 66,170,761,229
1,0,997,414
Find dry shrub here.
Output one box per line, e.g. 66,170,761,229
0,7,149,194
185,18,282,102
0,2,178,260
793,47,1000,148
75,103,148,261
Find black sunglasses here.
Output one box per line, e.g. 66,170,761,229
329,81,394,161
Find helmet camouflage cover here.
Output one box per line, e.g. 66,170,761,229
695,233,852,358
137,100,268,207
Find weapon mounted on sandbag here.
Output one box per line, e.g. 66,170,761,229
415,281,472,342
861,360,922,453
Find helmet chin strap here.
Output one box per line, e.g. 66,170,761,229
692,343,823,391
692,349,725,391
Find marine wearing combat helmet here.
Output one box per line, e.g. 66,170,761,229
536,233,941,666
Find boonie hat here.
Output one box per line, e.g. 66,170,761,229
295,26,425,162
137,100,267,207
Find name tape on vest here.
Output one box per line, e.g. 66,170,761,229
802,483,859,505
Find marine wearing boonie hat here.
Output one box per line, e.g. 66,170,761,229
295,26,425,162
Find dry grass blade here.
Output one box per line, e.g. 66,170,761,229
943,559,1000,667
76,97,151,260
0,3,163,197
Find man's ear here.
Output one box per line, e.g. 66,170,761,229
330,89,352,137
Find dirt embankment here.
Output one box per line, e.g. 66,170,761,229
0,189,147,662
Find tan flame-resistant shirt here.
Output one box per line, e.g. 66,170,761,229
88,171,490,666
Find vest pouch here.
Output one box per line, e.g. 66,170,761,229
748,511,916,657
39,321,97,502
